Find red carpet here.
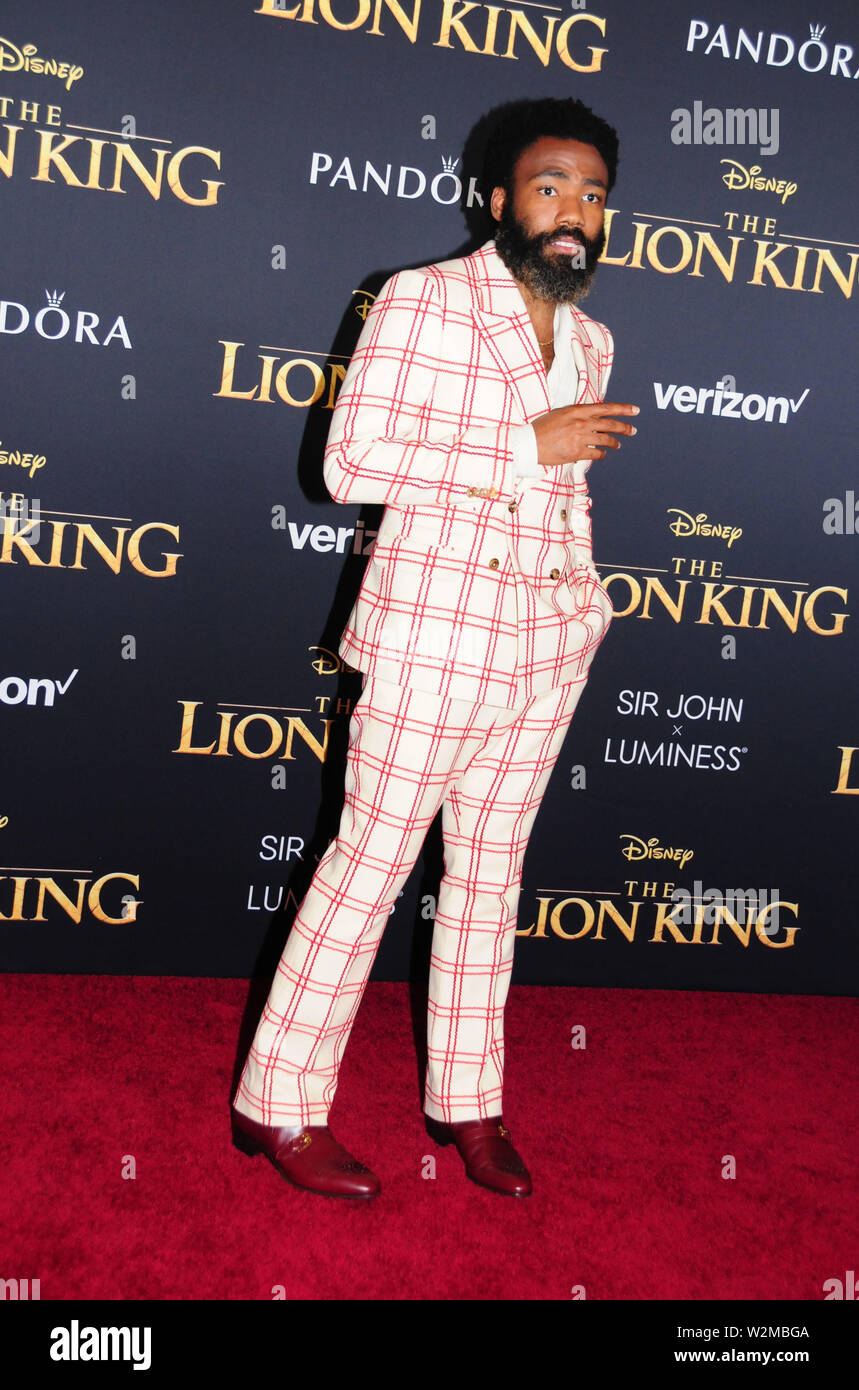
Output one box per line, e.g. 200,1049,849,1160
0,976,855,1301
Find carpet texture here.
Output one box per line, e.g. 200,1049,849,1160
0,975,855,1300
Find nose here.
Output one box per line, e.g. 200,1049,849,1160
554,194,584,228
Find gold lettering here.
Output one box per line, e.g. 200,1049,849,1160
748,240,792,289
214,341,258,400
756,587,804,632
517,894,552,937
649,900,705,945
755,901,798,948
34,876,87,923
434,0,482,53
173,701,216,755
549,896,593,940
600,570,640,617
31,129,84,185
83,138,108,189
0,876,29,921
597,207,644,266
126,523,182,578
833,746,859,794
803,585,848,636
789,242,814,292
696,583,739,627
480,4,502,55
281,717,332,763
0,518,48,566
810,248,859,300
593,897,640,942
708,904,753,948
369,0,421,39
256,353,278,404
89,872,140,925
166,146,223,207
0,123,20,178
109,143,169,198
275,358,326,407
639,576,689,624
555,12,607,72
234,713,284,759
215,710,236,756
646,224,694,274
70,524,128,574
689,231,741,281
503,11,557,65
737,585,757,627
325,362,346,410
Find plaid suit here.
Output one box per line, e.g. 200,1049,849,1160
326,239,614,709
234,241,614,1126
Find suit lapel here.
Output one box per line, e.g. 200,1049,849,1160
568,305,603,404
471,243,551,423
470,243,603,416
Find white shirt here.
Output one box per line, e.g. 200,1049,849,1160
510,303,580,481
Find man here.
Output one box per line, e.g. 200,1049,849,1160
233,97,638,1199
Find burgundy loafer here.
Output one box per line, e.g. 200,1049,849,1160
232,1109,380,1198
429,1116,532,1197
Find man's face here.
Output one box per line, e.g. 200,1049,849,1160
490,137,609,302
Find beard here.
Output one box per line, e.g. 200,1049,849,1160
494,201,605,303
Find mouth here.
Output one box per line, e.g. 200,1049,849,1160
547,235,584,255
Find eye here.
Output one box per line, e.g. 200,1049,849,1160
584,191,605,204
537,184,557,196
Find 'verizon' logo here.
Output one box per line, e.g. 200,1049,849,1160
654,378,809,423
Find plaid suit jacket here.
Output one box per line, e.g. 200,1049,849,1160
323,240,615,709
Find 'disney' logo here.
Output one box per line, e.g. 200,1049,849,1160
720,159,798,204
0,36,83,88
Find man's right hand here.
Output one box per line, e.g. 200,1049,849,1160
532,402,639,466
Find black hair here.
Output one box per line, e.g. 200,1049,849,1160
482,97,619,197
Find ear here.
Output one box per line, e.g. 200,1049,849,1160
489,185,506,223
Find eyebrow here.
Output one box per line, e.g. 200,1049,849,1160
528,167,607,190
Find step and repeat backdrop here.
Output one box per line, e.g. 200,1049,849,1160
1,0,856,993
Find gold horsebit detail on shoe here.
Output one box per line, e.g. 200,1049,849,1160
294,1132,313,1150
498,1124,511,1139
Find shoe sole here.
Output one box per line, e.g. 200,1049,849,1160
465,1171,532,1198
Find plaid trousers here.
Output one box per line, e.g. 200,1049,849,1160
233,672,587,1126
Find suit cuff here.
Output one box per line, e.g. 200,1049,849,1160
511,425,540,479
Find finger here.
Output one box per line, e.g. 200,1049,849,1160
592,430,625,453
571,403,638,418
595,418,638,436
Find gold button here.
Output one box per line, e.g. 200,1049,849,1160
508,502,518,513
560,509,567,521
549,567,560,580
488,557,499,570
